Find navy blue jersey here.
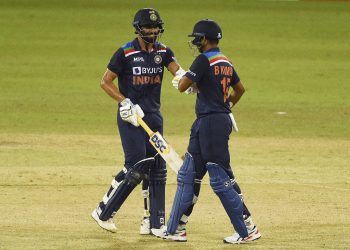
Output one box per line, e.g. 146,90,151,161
108,39,175,113
184,48,240,117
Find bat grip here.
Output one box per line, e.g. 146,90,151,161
137,115,153,136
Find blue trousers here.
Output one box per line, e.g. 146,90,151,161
117,111,163,168
188,113,234,179
182,113,252,226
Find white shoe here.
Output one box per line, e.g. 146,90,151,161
151,227,164,237
140,217,151,235
91,209,117,233
223,225,261,244
156,226,187,242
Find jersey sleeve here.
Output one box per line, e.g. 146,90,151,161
231,67,241,86
163,47,176,67
107,48,125,75
184,54,209,84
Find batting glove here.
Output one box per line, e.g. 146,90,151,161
119,98,144,127
172,67,186,89
185,83,199,94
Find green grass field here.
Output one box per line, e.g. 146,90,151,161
1,0,349,249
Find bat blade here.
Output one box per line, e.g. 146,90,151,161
149,132,182,174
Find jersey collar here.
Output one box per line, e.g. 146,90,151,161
204,47,220,53
132,38,158,52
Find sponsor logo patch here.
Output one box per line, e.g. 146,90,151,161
188,70,196,77
132,66,162,75
133,57,144,62
132,67,141,75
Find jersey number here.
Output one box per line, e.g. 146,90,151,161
220,77,231,102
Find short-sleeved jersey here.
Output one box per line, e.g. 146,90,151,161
184,48,240,117
108,38,175,113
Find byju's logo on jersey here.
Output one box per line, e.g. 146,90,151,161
133,57,144,62
132,67,142,75
132,67,162,75
132,67,163,85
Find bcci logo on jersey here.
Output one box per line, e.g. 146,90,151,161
154,55,162,64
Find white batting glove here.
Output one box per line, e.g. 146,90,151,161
119,98,144,127
229,113,239,132
185,83,199,94
172,67,186,90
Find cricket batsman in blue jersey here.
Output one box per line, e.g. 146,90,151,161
91,8,186,235
155,19,262,244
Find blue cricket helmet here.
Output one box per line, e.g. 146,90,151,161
132,8,164,44
189,19,222,46
133,8,164,31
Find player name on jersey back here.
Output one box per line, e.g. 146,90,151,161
213,65,233,77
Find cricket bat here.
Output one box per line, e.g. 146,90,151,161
137,116,183,174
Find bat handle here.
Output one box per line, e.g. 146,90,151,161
137,115,154,136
